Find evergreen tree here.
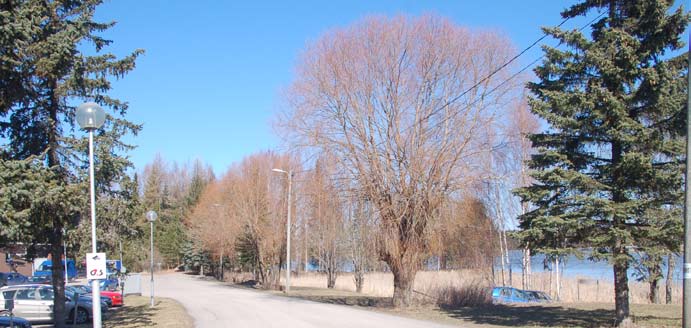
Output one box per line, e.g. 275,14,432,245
0,1,142,326
516,0,688,324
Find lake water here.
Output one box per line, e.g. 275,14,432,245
493,250,683,282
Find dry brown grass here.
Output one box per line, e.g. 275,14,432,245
99,295,192,328
289,270,682,305
279,273,682,327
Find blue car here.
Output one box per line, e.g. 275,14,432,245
0,315,32,328
0,273,28,288
490,287,552,304
87,278,119,292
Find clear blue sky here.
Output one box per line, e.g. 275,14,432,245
93,0,606,175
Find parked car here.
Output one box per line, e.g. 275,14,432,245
99,277,119,292
0,273,28,287
33,260,78,281
525,290,552,303
68,285,111,307
490,287,552,304
68,284,122,307
0,284,104,324
0,314,32,328
65,286,111,308
25,276,50,284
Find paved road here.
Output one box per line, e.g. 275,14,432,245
144,272,453,328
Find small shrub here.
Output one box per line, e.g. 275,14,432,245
434,283,492,308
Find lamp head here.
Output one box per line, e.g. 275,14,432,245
76,102,106,130
146,210,158,222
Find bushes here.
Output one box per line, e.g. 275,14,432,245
434,283,493,308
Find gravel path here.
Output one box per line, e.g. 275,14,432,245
144,272,453,328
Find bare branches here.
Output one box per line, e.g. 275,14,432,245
279,15,522,307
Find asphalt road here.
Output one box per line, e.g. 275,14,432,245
145,272,453,328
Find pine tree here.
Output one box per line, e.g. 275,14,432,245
516,0,688,324
0,1,142,326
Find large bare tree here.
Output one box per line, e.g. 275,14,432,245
281,15,520,306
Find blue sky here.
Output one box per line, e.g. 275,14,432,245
94,0,604,175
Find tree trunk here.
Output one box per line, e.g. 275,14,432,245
498,229,506,286
439,254,448,271
666,254,675,304
522,246,531,290
502,231,512,286
50,228,66,328
649,260,661,304
354,265,364,293
555,256,560,301
391,263,416,307
47,79,66,328
649,276,660,304
613,260,631,324
327,269,337,289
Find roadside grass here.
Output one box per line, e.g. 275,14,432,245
56,295,193,328
256,271,682,328
265,286,680,328
104,295,193,328
393,303,681,328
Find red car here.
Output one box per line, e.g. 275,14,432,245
100,289,123,306
68,284,123,306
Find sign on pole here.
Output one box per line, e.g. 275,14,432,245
86,253,107,280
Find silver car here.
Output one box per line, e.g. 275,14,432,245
0,284,102,324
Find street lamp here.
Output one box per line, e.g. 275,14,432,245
272,168,292,293
146,210,157,307
75,102,106,328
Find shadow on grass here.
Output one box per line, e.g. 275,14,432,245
441,305,613,327
222,283,393,308
103,303,155,327
288,293,393,308
440,305,665,328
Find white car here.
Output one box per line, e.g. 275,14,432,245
0,284,102,324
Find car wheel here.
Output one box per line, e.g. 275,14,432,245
70,307,89,324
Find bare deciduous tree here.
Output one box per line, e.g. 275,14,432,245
507,97,539,290
280,15,520,306
188,151,294,288
344,196,378,292
305,155,346,288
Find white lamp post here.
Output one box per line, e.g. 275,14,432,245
75,102,106,328
272,168,292,293
146,210,157,307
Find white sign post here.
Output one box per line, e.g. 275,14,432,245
86,253,107,280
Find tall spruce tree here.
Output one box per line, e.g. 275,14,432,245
0,1,142,326
515,0,688,324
